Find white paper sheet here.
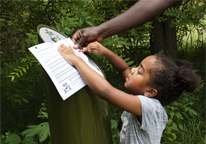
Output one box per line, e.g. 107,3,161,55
29,38,104,100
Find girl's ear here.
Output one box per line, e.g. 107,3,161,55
144,88,158,98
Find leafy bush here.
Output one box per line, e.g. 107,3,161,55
1,1,205,144
162,81,205,143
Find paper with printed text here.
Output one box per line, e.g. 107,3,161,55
29,38,104,100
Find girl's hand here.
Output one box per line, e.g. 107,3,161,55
81,41,108,56
58,44,80,66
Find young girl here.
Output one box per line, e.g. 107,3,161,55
57,42,199,144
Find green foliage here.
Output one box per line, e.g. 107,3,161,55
25,33,38,47
163,0,205,27
0,132,38,144
0,0,60,61
37,102,49,120
161,82,205,143
3,33,40,104
1,0,205,144
1,26,45,136
21,122,50,143
111,119,120,144
1,102,50,144
52,1,105,37
1,132,21,144
7,54,39,82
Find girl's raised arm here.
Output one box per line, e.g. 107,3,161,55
84,42,131,79
58,44,142,116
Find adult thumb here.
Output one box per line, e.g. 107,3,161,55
73,35,87,49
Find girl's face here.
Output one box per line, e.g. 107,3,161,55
124,55,157,95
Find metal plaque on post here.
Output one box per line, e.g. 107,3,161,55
37,24,112,144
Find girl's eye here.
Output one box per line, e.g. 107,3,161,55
137,69,141,74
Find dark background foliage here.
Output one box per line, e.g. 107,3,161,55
1,0,205,143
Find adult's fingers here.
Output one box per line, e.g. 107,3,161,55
72,30,82,44
72,29,87,49
73,34,87,49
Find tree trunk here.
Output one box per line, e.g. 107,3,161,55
152,18,165,54
151,15,177,59
164,16,177,59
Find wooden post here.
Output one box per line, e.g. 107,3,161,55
37,24,112,144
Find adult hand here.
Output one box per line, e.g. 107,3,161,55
72,27,104,49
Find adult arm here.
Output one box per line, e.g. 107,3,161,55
98,0,181,38
72,0,182,48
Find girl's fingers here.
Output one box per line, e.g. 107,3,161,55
58,44,74,55
79,48,88,53
83,48,93,53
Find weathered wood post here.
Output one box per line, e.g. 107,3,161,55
37,24,112,144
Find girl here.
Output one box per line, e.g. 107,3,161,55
57,42,199,144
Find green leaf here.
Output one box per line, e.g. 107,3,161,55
22,98,29,103
176,112,183,119
169,111,174,118
11,76,15,81
22,125,40,138
170,126,178,131
157,50,163,54
80,17,84,25
56,24,61,31
22,67,27,73
26,65,29,70
168,137,173,142
5,134,21,144
188,108,198,116
14,99,21,103
21,129,33,136
111,119,118,129
62,17,65,28
16,73,20,77
37,115,43,118
22,122,50,142
171,7,174,13
24,136,38,144
65,27,72,32
41,107,47,111
85,20,93,27
171,133,177,140
175,8,178,14
27,125,37,129
20,70,23,76
38,122,50,143
1,134,5,139
178,123,184,130
127,61,134,66
172,122,177,128
124,58,130,62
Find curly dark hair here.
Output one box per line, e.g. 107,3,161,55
148,54,200,106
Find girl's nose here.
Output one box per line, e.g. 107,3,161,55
131,68,136,74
